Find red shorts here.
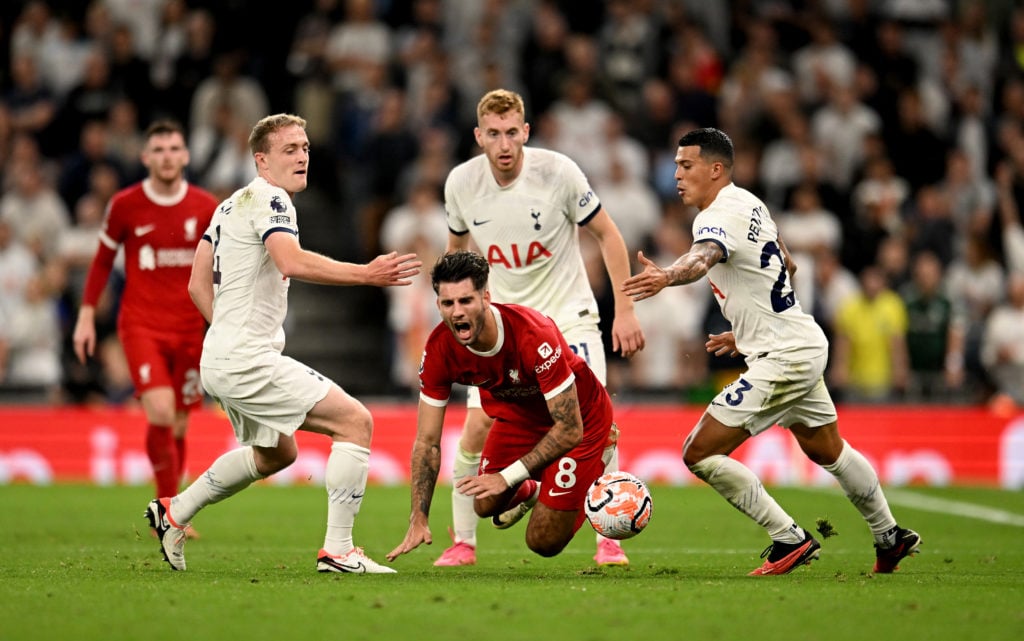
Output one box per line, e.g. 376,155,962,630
480,418,610,514
119,329,204,410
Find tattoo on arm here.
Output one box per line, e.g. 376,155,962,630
666,243,722,286
410,442,441,516
519,385,584,475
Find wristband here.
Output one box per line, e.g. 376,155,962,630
498,460,530,487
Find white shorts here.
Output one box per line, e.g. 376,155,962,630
706,351,837,435
201,355,332,447
466,323,606,409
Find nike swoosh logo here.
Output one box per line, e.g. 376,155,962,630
470,379,491,386
135,225,156,236
336,561,366,573
547,489,571,497
472,219,491,226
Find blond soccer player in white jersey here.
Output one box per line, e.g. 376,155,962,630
434,89,646,568
144,113,421,574
623,127,920,576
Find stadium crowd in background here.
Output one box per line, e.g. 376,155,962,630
0,0,1022,411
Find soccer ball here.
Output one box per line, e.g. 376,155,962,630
584,471,653,540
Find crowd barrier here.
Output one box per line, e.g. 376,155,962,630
1,404,1022,488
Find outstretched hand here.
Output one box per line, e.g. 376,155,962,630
386,513,432,562
366,252,422,287
621,251,669,302
705,331,739,358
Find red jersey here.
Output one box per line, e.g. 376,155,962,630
419,303,613,444
82,180,218,336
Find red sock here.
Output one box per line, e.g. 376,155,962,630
145,424,178,498
175,436,187,485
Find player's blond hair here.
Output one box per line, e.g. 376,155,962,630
248,113,307,155
476,89,525,123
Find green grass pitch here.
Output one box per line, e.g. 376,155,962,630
2,483,1022,641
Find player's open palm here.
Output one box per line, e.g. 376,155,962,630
366,252,422,287
622,251,669,302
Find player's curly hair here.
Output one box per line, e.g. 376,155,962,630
678,127,734,169
431,251,489,294
248,113,307,155
476,89,525,122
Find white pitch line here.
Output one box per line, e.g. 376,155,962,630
882,489,1024,527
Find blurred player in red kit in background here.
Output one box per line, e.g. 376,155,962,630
73,120,218,520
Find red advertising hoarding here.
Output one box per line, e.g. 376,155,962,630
1,404,1022,488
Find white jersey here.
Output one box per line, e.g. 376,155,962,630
692,183,827,359
445,146,600,332
200,176,294,369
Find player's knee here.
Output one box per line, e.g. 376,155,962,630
526,532,568,558
687,454,727,483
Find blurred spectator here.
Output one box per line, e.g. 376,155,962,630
520,0,570,117
325,0,393,99
886,88,950,192
900,251,965,401
595,155,660,260
3,266,64,395
628,214,710,391
379,180,447,390
810,82,881,191
811,245,859,342
759,110,813,210
905,183,955,265
106,22,155,122
849,154,910,271
57,119,127,212
287,0,341,149
547,73,614,181
104,98,145,179
3,53,57,143
149,0,189,97
875,235,912,292
596,0,658,118
791,16,856,108
165,8,216,125
994,161,1024,274
938,147,995,256
832,265,909,401
188,50,268,134
0,216,39,338
0,161,71,260
52,47,119,157
981,272,1024,408
189,99,258,200
776,183,842,256
945,233,1006,383
354,88,419,258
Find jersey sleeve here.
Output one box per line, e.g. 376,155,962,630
560,156,601,226
251,186,299,242
443,172,468,235
417,330,453,407
81,198,124,306
691,208,735,263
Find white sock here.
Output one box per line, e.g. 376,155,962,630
171,446,263,524
322,441,370,556
689,454,804,543
821,440,897,541
596,443,622,545
451,446,480,547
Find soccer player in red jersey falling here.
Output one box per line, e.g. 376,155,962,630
74,120,218,520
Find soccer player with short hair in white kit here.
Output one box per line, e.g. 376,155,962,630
145,113,421,573
622,127,920,575
435,89,645,567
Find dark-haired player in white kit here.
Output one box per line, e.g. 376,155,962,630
145,113,420,573
435,89,645,568
623,127,920,575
